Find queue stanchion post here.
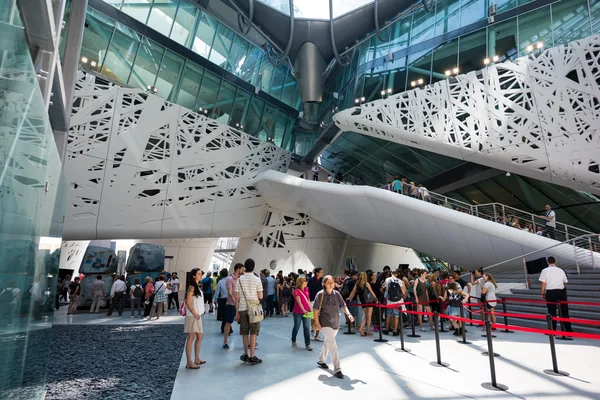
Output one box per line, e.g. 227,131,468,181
555,302,573,341
468,298,473,326
429,312,450,367
438,298,447,332
481,304,497,339
481,321,508,391
501,298,514,333
396,304,411,352
407,303,421,338
457,305,472,345
543,314,570,376
343,301,356,335
374,303,388,343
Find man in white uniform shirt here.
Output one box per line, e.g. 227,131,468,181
539,256,572,332
108,275,127,316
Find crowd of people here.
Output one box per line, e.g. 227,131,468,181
179,261,508,379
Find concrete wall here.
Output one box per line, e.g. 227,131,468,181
342,238,425,272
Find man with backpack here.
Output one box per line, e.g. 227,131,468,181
383,269,406,336
201,271,214,313
341,270,360,332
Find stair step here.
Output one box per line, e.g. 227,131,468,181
528,283,600,291
509,289,600,299
498,318,600,335
503,303,600,321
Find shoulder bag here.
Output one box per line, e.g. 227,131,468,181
240,278,264,323
297,289,313,319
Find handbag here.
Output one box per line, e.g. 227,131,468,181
179,301,187,316
240,279,264,323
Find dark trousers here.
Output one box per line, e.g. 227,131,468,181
55,294,60,310
313,173,318,181
266,294,275,316
108,292,124,316
544,226,555,239
32,300,42,320
144,299,153,317
168,292,179,310
217,298,227,331
546,289,572,331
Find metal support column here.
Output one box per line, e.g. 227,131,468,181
62,0,89,112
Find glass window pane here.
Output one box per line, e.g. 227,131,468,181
488,17,518,62
371,32,390,60
281,74,298,107
258,104,276,141
363,64,385,101
176,62,203,109
213,81,236,124
241,47,262,85
147,0,178,37
431,38,458,84
411,7,436,45
458,28,486,74
592,0,600,34
121,0,152,24
80,9,115,73
129,38,165,89
170,0,199,47
230,89,251,128
434,0,460,36
357,40,370,66
192,12,217,58
209,24,234,68
245,97,265,137
104,0,123,8
460,0,485,28
226,35,249,75
552,0,591,47
518,6,552,56
273,110,288,147
258,58,274,91
388,15,411,54
196,70,220,115
101,22,141,84
386,55,406,94
407,48,433,86
268,65,287,99
495,0,517,14
282,115,296,151
155,50,185,101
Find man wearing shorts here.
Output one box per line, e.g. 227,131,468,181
383,269,406,336
223,263,243,349
235,258,263,365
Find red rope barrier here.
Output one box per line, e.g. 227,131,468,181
490,323,600,340
405,310,434,317
553,316,600,326
490,311,547,320
438,313,486,326
502,297,558,305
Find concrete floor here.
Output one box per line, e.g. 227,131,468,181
170,313,600,400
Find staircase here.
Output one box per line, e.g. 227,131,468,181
484,234,600,335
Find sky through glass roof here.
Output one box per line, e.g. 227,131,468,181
257,0,374,19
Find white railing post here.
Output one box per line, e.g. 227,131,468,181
501,204,506,221
475,206,479,218
522,257,528,289
565,225,569,241
573,242,580,274
531,214,536,230
493,204,497,222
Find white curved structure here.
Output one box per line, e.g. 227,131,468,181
255,170,588,269
334,35,600,195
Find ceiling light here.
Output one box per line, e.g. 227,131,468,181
492,55,499,62
90,61,97,67
452,67,459,74
146,84,152,90
483,58,490,65
361,97,365,102
381,90,386,96
536,42,544,49
199,107,203,112
417,79,424,85
80,56,88,63
526,45,534,52
387,88,392,94
240,125,243,129
445,70,451,76
354,98,360,104
153,87,158,93
410,81,416,87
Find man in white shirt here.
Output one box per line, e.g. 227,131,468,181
311,163,320,181
235,258,263,364
539,256,572,332
167,272,180,311
108,275,127,316
541,204,556,240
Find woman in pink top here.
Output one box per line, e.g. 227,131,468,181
291,277,312,351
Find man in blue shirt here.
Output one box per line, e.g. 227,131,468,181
392,176,402,194
266,272,276,317
201,271,214,313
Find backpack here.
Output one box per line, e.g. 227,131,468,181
387,279,402,302
133,285,143,298
340,279,352,299
202,278,212,293
0,289,15,305
447,290,462,307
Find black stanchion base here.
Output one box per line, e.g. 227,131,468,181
555,337,574,341
429,361,450,368
543,369,570,376
395,347,412,353
374,338,388,342
481,382,508,391
343,331,356,335
406,334,421,338
502,330,515,333
457,340,472,345
481,334,497,338
481,351,501,357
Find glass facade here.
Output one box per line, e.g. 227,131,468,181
320,0,598,188
103,0,300,108
0,1,66,398
77,7,298,152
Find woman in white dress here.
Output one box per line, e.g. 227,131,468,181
184,268,205,369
